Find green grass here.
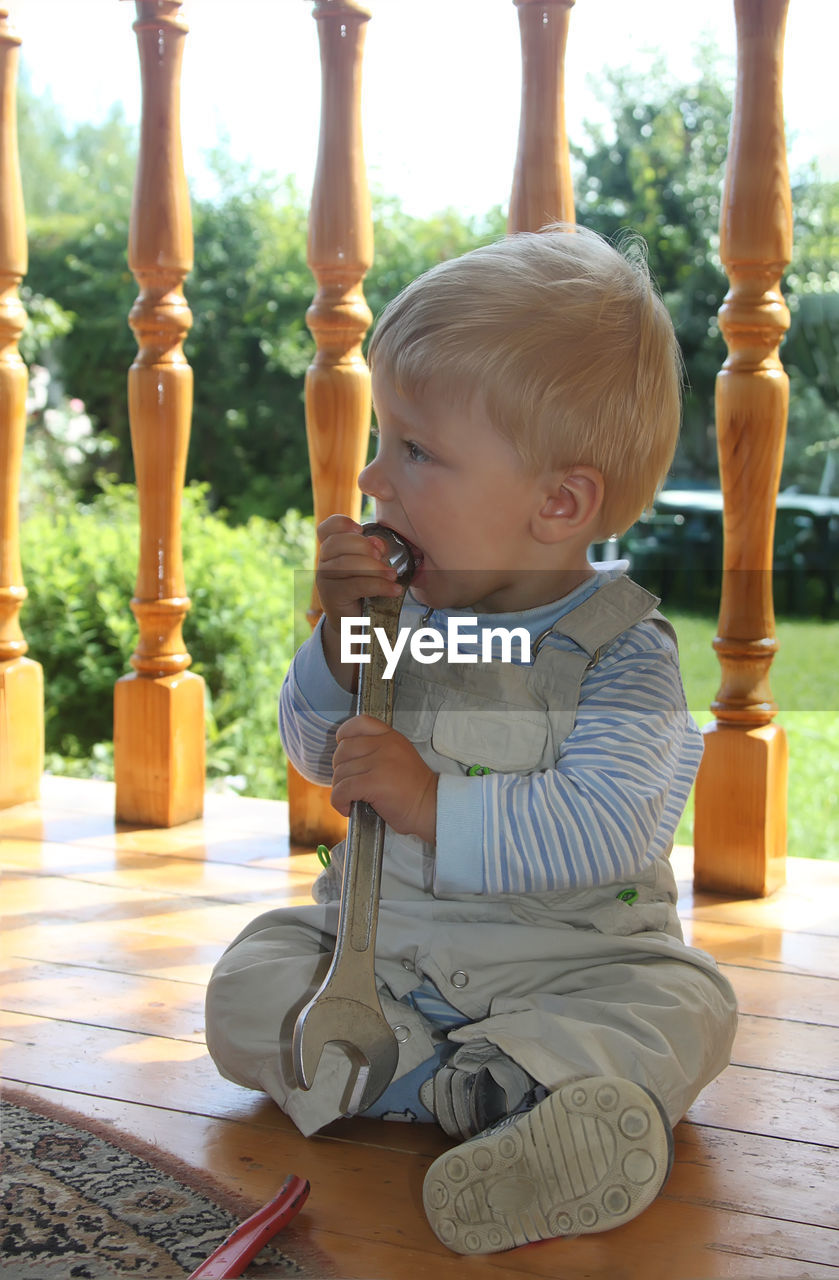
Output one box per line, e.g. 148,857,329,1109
668,611,839,860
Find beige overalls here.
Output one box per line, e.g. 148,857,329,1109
205,578,737,1136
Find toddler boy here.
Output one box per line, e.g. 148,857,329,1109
205,225,737,1255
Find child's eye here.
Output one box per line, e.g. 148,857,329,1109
405,440,430,463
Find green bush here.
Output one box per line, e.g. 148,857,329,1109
20,482,314,798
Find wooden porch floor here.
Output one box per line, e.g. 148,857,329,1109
1,775,837,1279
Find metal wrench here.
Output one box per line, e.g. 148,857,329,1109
292,523,416,1115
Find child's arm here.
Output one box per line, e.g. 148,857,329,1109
432,629,702,896
278,617,353,786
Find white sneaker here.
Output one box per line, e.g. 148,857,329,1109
422,1075,673,1255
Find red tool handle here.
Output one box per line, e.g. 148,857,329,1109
187,1174,310,1280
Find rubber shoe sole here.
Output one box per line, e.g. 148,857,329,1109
422,1075,673,1255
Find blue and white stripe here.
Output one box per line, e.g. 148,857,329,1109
460,630,701,894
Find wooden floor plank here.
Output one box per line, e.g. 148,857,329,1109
0,870,275,948
731,1012,839,1079
1,918,223,984
683,918,839,978
682,885,839,938
672,1124,838,1229
0,838,319,902
719,963,839,1026
1,956,207,1041
685,1063,839,1145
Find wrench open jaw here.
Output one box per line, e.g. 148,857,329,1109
295,998,399,1121
293,984,400,1116
292,525,416,1116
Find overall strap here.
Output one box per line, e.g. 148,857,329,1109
536,576,661,659
530,577,667,759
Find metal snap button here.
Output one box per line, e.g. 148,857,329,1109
450,971,469,989
393,1024,411,1043
401,958,414,970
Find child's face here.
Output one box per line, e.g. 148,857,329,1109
360,372,562,613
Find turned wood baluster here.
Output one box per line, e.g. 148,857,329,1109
288,0,373,848
0,7,43,807
693,0,792,897
509,0,576,233
114,0,204,826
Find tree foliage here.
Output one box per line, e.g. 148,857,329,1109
573,46,732,480
783,172,839,492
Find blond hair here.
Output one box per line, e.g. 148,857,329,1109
368,223,682,536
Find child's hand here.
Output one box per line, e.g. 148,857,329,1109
331,714,438,845
316,515,402,635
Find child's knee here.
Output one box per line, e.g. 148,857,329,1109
204,933,331,1088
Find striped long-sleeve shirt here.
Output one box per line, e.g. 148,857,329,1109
279,568,703,897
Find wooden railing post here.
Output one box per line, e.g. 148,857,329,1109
0,5,43,807
288,0,373,848
114,0,204,826
693,0,792,897
508,0,576,233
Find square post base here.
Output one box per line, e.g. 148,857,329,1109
114,670,205,827
0,657,44,808
694,720,787,898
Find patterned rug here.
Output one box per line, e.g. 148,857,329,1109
0,1090,334,1278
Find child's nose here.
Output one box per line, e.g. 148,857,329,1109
358,455,393,502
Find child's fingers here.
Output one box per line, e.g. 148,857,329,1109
316,523,402,635
335,714,392,743
318,557,398,585
332,719,394,783
316,516,390,562
316,513,362,543
330,746,382,814
318,531,398,580
317,518,392,569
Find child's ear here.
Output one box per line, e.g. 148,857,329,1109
533,466,605,542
